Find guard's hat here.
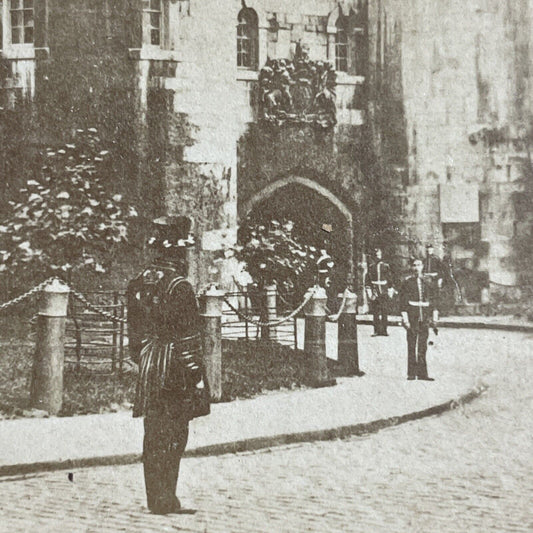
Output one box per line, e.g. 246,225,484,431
148,215,195,249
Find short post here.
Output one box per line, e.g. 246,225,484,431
199,285,225,401
30,279,70,415
337,288,363,376
260,283,277,341
304,286,336,387
244,287,249,342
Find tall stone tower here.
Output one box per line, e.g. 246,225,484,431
368,0,533,301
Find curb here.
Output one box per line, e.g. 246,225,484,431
0,384,488,478
355,317,533,333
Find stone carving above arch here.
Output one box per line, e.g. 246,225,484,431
258,43,337,128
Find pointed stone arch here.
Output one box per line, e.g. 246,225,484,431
241,176,355,282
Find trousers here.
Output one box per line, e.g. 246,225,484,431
143,402,190,514
406,320,429,378
372,294,388,335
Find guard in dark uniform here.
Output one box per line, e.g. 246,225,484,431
365,248,392,336
399,257,439,381
425,244,445,290
439,242,458,315
127,216,210,515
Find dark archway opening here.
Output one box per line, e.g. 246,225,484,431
241,183,353,307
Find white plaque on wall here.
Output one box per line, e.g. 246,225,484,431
439,184,479,223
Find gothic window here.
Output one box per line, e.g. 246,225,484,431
237,7,258,69
335,16,348,72
9,0,33,44
143,0,163,46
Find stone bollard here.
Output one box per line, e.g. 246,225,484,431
304,286,336,388
337,289,363,376
260,283,277,341
199,285,225,401
30,279,70,415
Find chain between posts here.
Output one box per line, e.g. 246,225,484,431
326,290,348,323
0,276,129,324
0,276,61,313
0,277,351,327
69,285,128,324
223,287,317,327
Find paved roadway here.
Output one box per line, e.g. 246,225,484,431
0,328,532,532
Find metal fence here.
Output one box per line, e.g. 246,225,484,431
62,285,302,373
65,290,131,374
221,289,299,348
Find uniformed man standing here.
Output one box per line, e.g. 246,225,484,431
399,257,439,381
127,216,210,515
365,247,393,336
425,244,445,290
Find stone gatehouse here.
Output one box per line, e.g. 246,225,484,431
0,0,531,302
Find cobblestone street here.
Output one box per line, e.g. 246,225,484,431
1,329,532,532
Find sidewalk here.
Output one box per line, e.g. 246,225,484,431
0,325,490,477
356,314,533,332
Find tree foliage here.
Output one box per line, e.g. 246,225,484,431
234,219,329,296
0,129,138,277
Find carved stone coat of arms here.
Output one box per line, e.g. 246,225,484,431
258,45,337,129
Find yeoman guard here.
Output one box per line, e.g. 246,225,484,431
127,216,210,515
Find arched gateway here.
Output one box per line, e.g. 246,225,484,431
240,176,355,285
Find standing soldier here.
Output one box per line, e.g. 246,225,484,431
127,216,210,515
399,257,439,381
440,241,461,314
365,247,393,336
425,243,445,290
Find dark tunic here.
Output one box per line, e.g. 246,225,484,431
127,262,209,419
425,254,445,284
399,275,436,324
366,260,393,335
399,275,437,378
127,261,210,514
366,260,392,297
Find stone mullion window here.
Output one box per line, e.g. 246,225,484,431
353,27,366,76
10,0,33,44
335,20,348,72
142,0,162,46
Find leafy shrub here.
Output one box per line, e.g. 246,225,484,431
0,129,138,279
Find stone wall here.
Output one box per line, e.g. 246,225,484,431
368,0,533,295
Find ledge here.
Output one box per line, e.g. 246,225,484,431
128,47,181,62
237,69,259,82
1,46,49,60
336,72,365,85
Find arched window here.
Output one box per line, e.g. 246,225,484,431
335,16,348,72
237,8,258,69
